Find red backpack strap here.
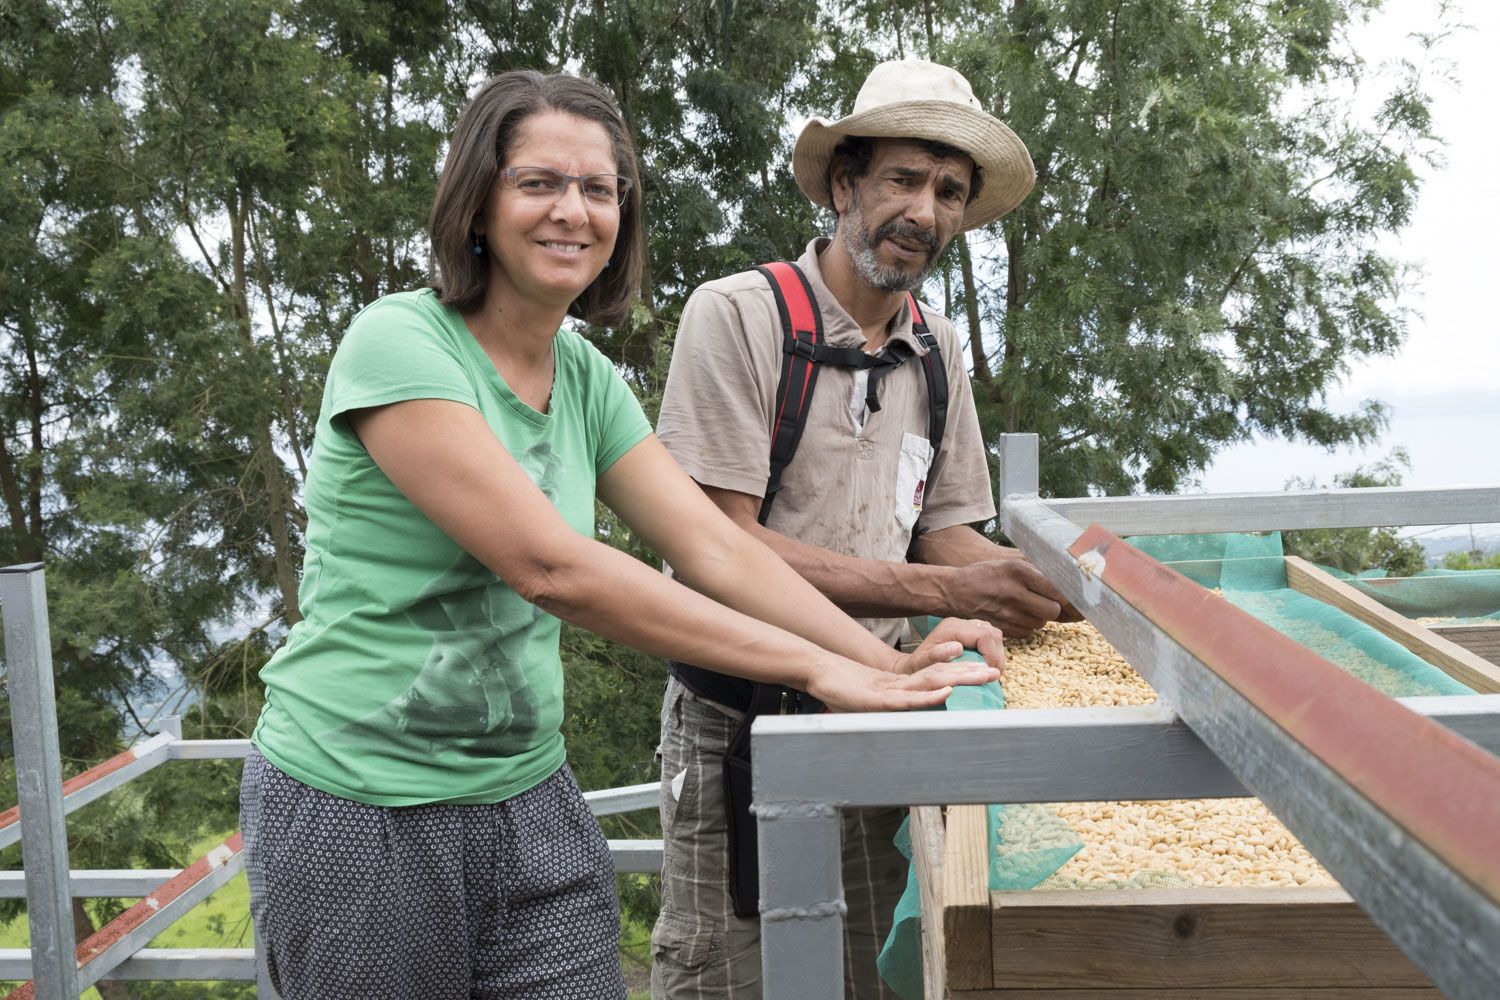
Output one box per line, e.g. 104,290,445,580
754,262,824,526
906,293,949,459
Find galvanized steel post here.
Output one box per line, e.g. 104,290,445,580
1,564,80,1000
755,795,843,998
997,432,1040,509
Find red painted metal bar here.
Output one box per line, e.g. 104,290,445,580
0,752,136,832
0,733,173,836
1067,524,1500,905
3,834,244,1000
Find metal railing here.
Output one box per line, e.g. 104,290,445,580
0,563,664,997
8,432,1500,998
752,433,1500,1000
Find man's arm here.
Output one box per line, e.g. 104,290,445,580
700,485,1066,635
913,523,1024,566
916,523,1083,625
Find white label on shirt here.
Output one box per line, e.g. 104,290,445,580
848,369,871,432
895,432,934,533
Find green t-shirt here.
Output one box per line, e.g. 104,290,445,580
252,289,652,806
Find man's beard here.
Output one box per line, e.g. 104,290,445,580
842,195,944,293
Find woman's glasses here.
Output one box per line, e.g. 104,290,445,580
499,166,632,207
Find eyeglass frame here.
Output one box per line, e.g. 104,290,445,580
497,166,634,208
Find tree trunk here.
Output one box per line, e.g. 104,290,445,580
1002,224,1024,432
248,215,310,484
72,899,134,1000
957,234,991,383
0,432,40,562
231,190,304,624
23,318,45,541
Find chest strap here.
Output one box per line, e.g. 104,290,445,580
754,260,948,526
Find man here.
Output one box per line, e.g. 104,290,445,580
650,59,1070,999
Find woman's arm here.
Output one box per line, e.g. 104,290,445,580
597,435,1005,673
348,399,998,711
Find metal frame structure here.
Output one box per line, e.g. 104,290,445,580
0,562,666,997
6,433,1499,997
753,433,1500,1000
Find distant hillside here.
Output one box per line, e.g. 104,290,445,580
1414,525,1500,567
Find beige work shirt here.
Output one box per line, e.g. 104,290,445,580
657,239,996,645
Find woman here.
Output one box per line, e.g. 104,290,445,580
241,69,1002,1000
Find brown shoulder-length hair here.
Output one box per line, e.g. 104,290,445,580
428,70,645,327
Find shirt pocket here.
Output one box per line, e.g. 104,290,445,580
894,432,934,534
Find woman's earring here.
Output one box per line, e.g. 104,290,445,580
471,232,487,257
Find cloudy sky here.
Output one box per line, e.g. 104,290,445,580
1201,0,1499,498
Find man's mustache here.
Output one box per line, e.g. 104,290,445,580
873,220,939,256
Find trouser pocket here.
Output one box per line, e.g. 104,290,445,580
650,910,726,997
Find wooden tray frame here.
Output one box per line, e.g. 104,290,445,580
906,558,1499,998
1283,556,1500,691
912,804,1439,998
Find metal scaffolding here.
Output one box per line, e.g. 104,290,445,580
0,563,665,997
5,431,1499,997
753,433,1500,1000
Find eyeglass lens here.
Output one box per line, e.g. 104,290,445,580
506,167,631,206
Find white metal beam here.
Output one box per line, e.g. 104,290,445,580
0,870,175,898
583,781,658,816
1038,483,1500,534
608,839,663,873
752,695,1500,808
0,948,256,981
0,731,177,853
167,739,251,760
756,804,843,999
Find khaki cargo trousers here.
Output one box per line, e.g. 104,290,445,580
650,676,906,1000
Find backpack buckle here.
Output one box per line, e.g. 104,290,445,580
785,334,818,360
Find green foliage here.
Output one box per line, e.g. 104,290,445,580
927,0,1448,496
1283,451,1428,576
1443,550,1500,571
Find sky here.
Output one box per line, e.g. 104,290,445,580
1199,0,1500,504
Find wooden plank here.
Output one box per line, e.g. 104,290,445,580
1284,556,1500,693
1041,484,1500,535
942,805,992,991
1430,623,1500,665
986,887,1435,991
909,806,947,1000
953,989,1441,998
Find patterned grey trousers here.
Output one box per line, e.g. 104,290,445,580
650,677,906,1000
241,746,625,999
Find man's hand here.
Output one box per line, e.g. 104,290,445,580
939,559,1070,638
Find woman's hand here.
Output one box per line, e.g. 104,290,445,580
893,618,1006,677
805,654,1000,713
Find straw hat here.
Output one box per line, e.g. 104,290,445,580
792,59,1035,231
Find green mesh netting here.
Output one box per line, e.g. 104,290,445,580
1328,567,1500,625
876,663,1083,1000
877,536,1482,996
1129,532,1473,698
